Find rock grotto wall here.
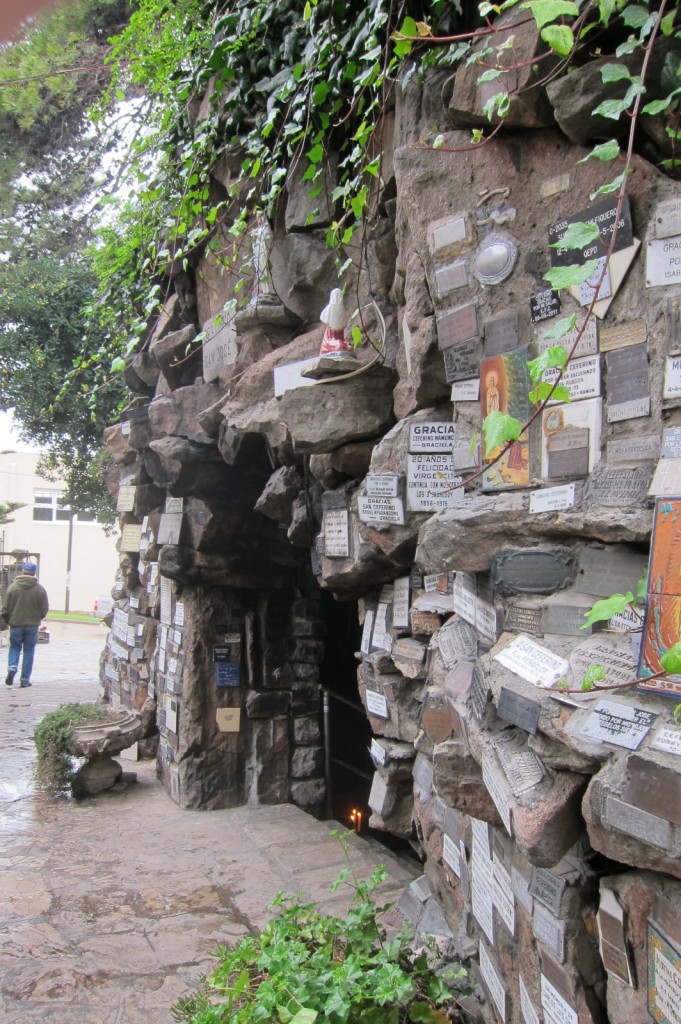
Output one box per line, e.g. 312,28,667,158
99,18,681,1024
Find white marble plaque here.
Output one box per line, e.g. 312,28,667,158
656,197,681,239
453,572,477,626
435,259,469,296
365,474,399,497
650,725,681,756
482,751,513,835
365,689,389,719
649,457,681,496
370,737,386,765
174,602,185,627
647,236,681,287
493,855,515,935
165,695,178,734
273,358,318,396
203,317,237,382
577,256,612,304
406,454,464,512
452,378,480,402
120,524,143,552
392,577,410,630
409,421,456,453
512,866,534,914
664,356,681,399
357,496,405,525
360,610,375,655
519,976,540,1024
580,700,657,750
371,602,391,652
479,942,506,1022
475,597,498,643
530,483,576,514
323,509,350,557
604,795,672,849
160,576,172,627
536,316,598,358
442,832,461,877
109,638,129,661
430,213,469,254
117,485,136,513
533,903,566,961
164,496,184,514
121,420,131,436
544,355,601,402
471,839,495,944
541,975,578,1024
494,635,569,687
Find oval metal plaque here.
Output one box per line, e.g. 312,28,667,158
474,234,518,285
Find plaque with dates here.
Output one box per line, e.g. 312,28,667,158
536,315,597,359
530,289,561,323
469,665,491,721
648,923,681,1024
580,700,657,749
647,236,681,288
437,303,479,350
530,867,566,916
600,318,647,352
504,604,544,636
495,733,545,794
584,465,651,508
662,426,681,459
549,195,633,267
443,338,481,382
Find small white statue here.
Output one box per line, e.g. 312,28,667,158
249,218,279,306
319,288,352,354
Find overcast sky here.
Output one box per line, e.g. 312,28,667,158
0,410,41,452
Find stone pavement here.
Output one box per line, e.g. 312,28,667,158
0,622,417,1023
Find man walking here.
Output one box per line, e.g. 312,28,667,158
3,561,49,687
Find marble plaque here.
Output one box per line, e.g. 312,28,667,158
443,337,481,382
365,473,400,497
585,465,651,508
647,235,681,288
157,512,183,546
662,427,681,459
357,496,405,525
360,610,375,655
406,454,464,512
484,311,519,356
409,421,456,453
576,545,648,598
497,687,541,734
600,318,647,352
664,357,681,400
598,888,634,986
648,923,681,1024
495,634,569,687
580,700,657,749
203,317,237,382
471,839,495,944
534,903,566,961
120,524,143,552
656,196,681,239
429,213,471,255
608,434,660,462
436,303,478,350
549,195,633,267
530,867,566,915
606,344,650,422
273,358,318,396
451,378,480,402
540,975,578,1024
542,596,595,636
435,259,469,297
392,577,410,630
442,831,461,876
519,975,540,1024
323,509,350,557
504,604,543,636
530,289,561,323
605,795,672,849
121,420,131,436
370,738,386,766
547,427,590,480
491,547,576,597
365,689,389,719
117,485,136,513
623,755,681,826
536,315,598,359
495,735,545,794
482,750,513,834
216,707,241,732
479,942,507,1022
530,483,576,514
649,457,681,496
650,726,681,756
543,354,601,402
493,854,515,935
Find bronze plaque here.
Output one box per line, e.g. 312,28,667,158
484,311,519,356
577,544,649,599
504,604,544,636
420,692,455,743
600,319,647,352
437,303,479,350
623,754,681,826
491,546,576,597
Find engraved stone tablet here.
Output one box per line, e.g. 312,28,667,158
495,732,545,793
530,867,566,915
656,196,681,239
650,725,681,756
323,509,350,557
547,427,590,480
533,904,566,961
606,343,650,422
484,311,519,356
580,700,657,749
429,213,471,257
530,289,561,323
370,738,386,765
392,577,410,630
435,259,469,297
585,465,651,508
443,338,481,382
409,421,456,452
604,795,672,849
203,316,237,382
662,426,681,459
648,923,681,1024
530,483,576,514
519,976,540,1024
157,512,183,546
360,610,375,655
365,689,389,719
406,454,464,512
608,434,660,463
357,496,405,525
437,303,478,350
576,545,648,599
366,473,400,497
474,234,518,286
504,604,544,637
494,635,569,687
442,832,461,876
479,942,507,1022
664,356,681,399
649,457,681,496
536,316,598,359
493,854,515,936
600,318,647,352
549,195,633,267
541,172,570,199
646,235,681,288
117,485,136,513
623,754,681,826
451,379,480,402
491,547,576,596
497,687,541,734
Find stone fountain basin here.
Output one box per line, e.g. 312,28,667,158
69,710,143,759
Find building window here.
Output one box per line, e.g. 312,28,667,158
33,490,69,523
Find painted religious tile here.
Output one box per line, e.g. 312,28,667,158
540,396,601,482
480,347,531,491
647,922,681,1024
638,497,681,699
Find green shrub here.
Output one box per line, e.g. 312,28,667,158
33,701,110,795
173,835,468,1024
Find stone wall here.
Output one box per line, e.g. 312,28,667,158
99,17,681,1024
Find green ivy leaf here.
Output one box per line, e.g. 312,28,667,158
549,221,600,253
351,325,362,348
544,259,600,290
529,381,571,405
581,592,633,628
661,640,681,675
111,356,126,373
478,68,505,83
541,24,574,57
600,62,631,83
622,4,650,29
290,1010,318,1024
527,345,569,386
660,10,677,36
482,411,523,456
589,172,628,199
642,96,674,115
579,139,621,163
592,97,630,120
674,703,681,726
541,319,576,342
582,664,606,690
522,0,579,30
636,574,648,600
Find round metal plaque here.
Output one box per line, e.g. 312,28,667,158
473,234,518,285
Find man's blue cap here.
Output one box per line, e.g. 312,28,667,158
22,561,37,573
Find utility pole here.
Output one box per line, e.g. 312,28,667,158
64,512,74,613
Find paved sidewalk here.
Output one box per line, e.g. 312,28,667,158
0,623,417,1022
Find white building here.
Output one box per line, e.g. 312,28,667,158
0,450,119,613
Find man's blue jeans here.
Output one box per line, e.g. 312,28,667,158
8,625,40,682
